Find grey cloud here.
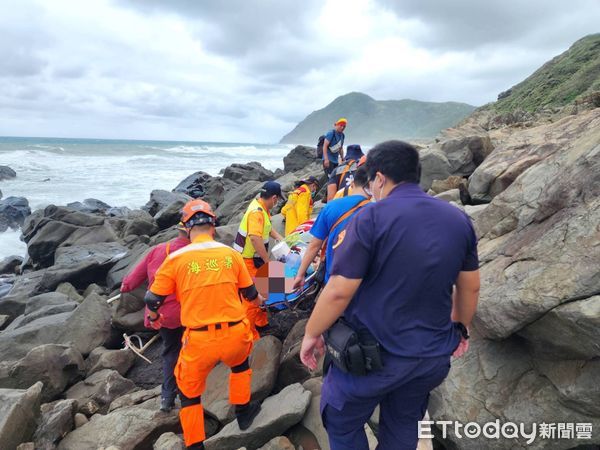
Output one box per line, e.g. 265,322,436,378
122,0,322,56
53,66,88,79
376,0,600,51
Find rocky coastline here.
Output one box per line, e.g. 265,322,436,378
0,105,599,449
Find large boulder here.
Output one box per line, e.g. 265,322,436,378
429,334,600,450
5,301,77,331
56,397,181,450
108,386,161,412
143,190,192,217
301,377,329,450
66,198,112,214
0,165,17,180
32,399,77,450
258,436,296,450
53,242,128,267
0,292,112,362
85,346,136,377
0,196,31,232
418,148,452,191
468,108,600,201
0,344,84,402
204,383,312,450
0,255,23,275
0,291,72,324
222,162,274,185
154,200,187,230
283,146,318,173
105,241,149,291
429,175,469,195
1,259,113,310
0,382,43,450
472,128,600,340
22,205,119,267
111,286,147,332
173,171,227,208
429,108,600,450
65,369,137,415
215,180,263,226
153,432,185,450
518,295,600,360
215,223,238,247
276,319,314,391
274,161,324,194
435,127,494,177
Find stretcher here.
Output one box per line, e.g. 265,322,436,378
264,220,322,312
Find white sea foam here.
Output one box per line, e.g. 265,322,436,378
0,138,292,258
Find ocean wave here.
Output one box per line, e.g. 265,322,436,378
0,229,27,259
32,144,66,153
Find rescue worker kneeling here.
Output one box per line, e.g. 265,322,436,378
145,199,263,449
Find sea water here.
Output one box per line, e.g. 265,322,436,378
0,136,293,258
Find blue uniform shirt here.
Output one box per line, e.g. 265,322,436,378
330,183,479,357
310,195,369,283
324,129,345,164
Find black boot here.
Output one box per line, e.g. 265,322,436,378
235,401,261,430
187,442,204,450
160,397,175,412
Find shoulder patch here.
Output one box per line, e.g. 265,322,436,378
332,230,346,250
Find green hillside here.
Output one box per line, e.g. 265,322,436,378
491,34,600,113
280,92,476,145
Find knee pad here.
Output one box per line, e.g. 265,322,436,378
231,358,250,373
179,392,202,408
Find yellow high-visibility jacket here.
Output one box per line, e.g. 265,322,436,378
281,183,313,236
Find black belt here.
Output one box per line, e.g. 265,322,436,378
190,320,243,332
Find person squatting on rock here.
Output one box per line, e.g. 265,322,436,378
300,140,480,450
292,166,371,289
233,181,285,339
281,176,320,236
322,118,347,178
326,144,365,201
146,199,264,449
120,223,190,413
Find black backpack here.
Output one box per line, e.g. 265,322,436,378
316,135,326,158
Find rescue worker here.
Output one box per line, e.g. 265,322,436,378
120,223,189,412
293,166,371,289
281,176,320,236
300,140,480,450
233,181,285,339
322,118,347,177
326,144,364,201
333,154,367,200
146,199,264,449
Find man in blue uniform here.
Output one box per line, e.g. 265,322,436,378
300,140,480,450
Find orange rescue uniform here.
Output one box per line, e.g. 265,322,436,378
242,200,270,336
151,234,255,447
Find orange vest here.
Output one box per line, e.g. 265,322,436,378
151,234,254,328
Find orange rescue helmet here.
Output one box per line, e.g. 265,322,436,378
181,199,216,227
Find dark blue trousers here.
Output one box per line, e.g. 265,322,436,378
321,353,450,450
159,327,184,401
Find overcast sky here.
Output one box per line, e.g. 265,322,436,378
0,0,598,143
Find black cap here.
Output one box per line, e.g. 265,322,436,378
261,181,285,199
304,176,320,188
